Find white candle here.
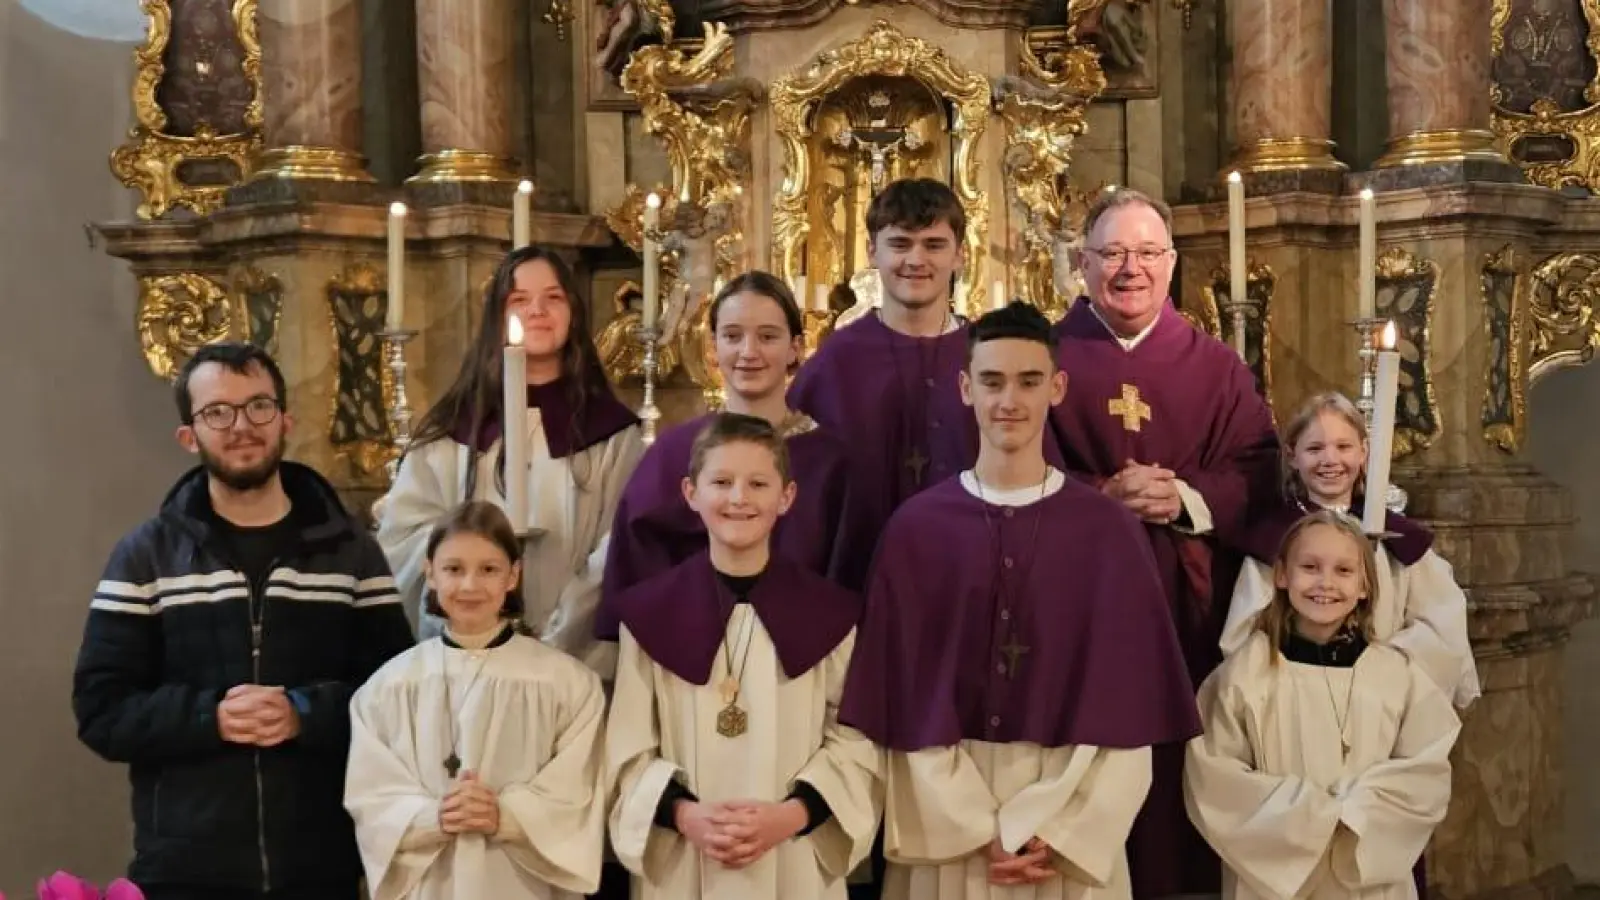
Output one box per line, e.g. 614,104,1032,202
1226,172,1246,352
1358,188,1376,319
814,284,829,312
991,279,1006,311
513,180,533,249
793,275,808,311
1361,321,1400,534
503,314,529,533
642,193,661,332
385,201,407,331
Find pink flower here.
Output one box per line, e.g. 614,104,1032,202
36,873,97,900
103,882,142,900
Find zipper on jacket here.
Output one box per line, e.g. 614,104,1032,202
151,774,161,835
249,558,279,894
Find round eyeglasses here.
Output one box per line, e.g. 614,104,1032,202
191,397,282,430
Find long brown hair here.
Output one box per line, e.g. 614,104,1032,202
1257,510,1378,662
410,245,610,498
1279,391,1368,506
423,500,534,635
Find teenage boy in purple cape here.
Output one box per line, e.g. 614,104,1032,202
840,302,1199,900
1048,188,1281,898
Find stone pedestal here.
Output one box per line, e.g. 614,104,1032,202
1376,0,1508,169
411,0,518,184
254,0,372,182
1171,182,1594,899
1227,0,1343,184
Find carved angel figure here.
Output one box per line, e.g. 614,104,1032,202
1079,0,1149,73
595,0,644,77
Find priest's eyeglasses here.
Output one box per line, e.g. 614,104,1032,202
1085,246,1173,269
191,396,283,430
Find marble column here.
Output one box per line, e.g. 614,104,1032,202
1376,0,1508,166
411,0,518,183
254,0,372,181
1228,0,1344,176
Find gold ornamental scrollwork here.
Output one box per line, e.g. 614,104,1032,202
769,20,992,317
138,272,234,381
1525,251,1600,385
110,0,263,219
1374,247,1442,459
326,263,395,481
1201,262,1276,411
1480,245,1528,454
1490,0,1600,191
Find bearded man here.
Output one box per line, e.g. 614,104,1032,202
73,342,414,900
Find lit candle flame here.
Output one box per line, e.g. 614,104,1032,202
646,192,662,210
1227,171,1241,184
1381,320,1397,349
1360,187,1374,201
517,180,534,195
507,314,524,347
390,201,407,217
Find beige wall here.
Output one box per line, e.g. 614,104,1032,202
0,2,190,892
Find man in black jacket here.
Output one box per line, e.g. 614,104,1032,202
73,342,415,900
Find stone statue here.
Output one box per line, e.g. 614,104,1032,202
1079,0,1149,73
595,0,645,77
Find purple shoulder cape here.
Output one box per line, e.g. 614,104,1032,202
612,551,863,684
451,377,639,459
1237,499,1435,567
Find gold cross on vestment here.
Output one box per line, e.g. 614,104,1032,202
905,446,930,483
1000,635,1030,679
1107,384,1152,433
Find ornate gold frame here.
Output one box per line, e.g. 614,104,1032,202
1489,0,1600,192
1200,261,1276,413
1375,247,1442,459
233,264,284,357
110,0,263,219
769,20,992,315
1525,251,1600,385
1480,245,1528,454
326,263,395,480
137,272,234,381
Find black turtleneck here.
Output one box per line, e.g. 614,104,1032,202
716,568,763,603
1280,628,1367,668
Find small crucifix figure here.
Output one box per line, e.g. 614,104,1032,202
905,446,930,484
999,633,1030,680
1107,384,1152,433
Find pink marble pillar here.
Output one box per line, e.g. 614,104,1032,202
255,0,371,181
1229,0,1341,173
1377,0,1507,165
411,0,517,182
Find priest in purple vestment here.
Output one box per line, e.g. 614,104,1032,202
1047,188,1280,898
789,179,1065,535
597,272,869,642
841,302,1199,899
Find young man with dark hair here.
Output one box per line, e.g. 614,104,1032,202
73,342,415,900
840,302,1198,900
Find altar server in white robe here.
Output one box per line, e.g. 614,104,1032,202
1186,510,1460,900
1221,392,1480,708
347,500,607,900
837,303,1202,900
378,245,644,677
606,413,883,900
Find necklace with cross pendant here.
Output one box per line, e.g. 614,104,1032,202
905,446,930,484
1000,634,1030,679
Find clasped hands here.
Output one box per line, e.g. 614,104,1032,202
1102,458,1182,526
217,684,300,747
675,798,807,869
439,770,501,836
987,837,1057,886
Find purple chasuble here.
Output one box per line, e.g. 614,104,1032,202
838,477,1200,751
1237,500,1434,567
610,551,862,685
789,312,1066,531
595,414,871,641
450,377,639,459
1049,298,1279,899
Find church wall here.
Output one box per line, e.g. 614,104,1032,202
0,2,187,893
1530,366,1600,886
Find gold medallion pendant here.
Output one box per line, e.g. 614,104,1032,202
716,702,749,738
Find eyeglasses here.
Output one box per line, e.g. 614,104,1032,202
191,397,282,430
1084,246,1173,269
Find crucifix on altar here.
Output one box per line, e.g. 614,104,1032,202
832,90,925,196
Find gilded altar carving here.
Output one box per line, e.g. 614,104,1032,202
1525,251,1600,385
137,272,234,381
770,20,991,317
596,280,685,381
110,0,263,219
1375,247,1442,460
1200,262,1276,407
326,264,394,480
1490,0,1600,191
234,265,283,358
1481,245,1529,454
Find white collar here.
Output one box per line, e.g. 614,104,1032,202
1089,303,1162,350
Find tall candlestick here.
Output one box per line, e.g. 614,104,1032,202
1358,188,1376,319
991,279,1006,311
1362,321,1400,534
513,180,533,248
503,315,529,533
1226,172,1247,358
642,193,661,332
385,202,407,331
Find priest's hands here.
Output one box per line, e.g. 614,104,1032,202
716,800,808,868
439,771,501,835
217,685,301,747
675,801,741,863
1104,459,1182,525
987,837,1057,886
